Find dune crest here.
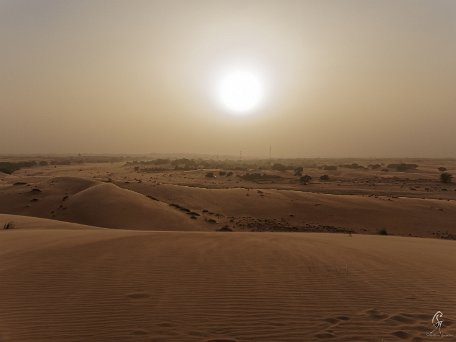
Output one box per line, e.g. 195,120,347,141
59,182,201,230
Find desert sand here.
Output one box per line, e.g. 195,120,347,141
1,157,456,341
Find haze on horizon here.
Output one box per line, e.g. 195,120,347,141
1,0,455,158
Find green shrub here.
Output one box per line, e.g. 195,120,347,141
440,172,453,184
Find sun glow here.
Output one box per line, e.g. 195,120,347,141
218,70,264,114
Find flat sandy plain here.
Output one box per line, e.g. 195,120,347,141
1,157,455,341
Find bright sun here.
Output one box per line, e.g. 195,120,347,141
218,71,263,114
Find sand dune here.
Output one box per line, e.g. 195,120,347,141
0,221,455,341
0,213,97,230
0,178,206,231
124,182,456,237
1,164,455,237
59,182,203,230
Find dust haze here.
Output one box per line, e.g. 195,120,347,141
1,0,455,157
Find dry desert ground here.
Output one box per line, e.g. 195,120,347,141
1,156,455,341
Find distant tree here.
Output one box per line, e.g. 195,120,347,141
440,172,453,184
320,174,330,181
294,167,303,177
299,175,312,184
438,167,447,172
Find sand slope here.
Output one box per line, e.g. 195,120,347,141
59,182,202,230
0,213,97,230
124,183,456,237
0,178,204,231
0,221,455,341
1,169,456,236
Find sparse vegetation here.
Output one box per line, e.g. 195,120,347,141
3,221,15,230
339,163,366,170
299,175,312,184
378,228,388,235
205,172,215,178
438,167,447,172
440,172,453,184
0,161,37,174
240,173,282,183
320,175,330,181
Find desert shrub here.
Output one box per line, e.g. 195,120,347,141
438,167,447,172
226,171,233,177
339,163,366,170
378,228,388,235
151,158,170,165
320,174,330,181
323,165,338,171
219,171,226,176
240,173,281,182
0,161,37,174
440,172,453,184
205,172,215,178
3,221,15,230
299,175,312,184
294,167,303,177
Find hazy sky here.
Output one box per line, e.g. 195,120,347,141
1,0,455,157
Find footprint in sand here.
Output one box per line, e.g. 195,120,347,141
388,314,416,324
364,308,389,320
323,314,351,325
